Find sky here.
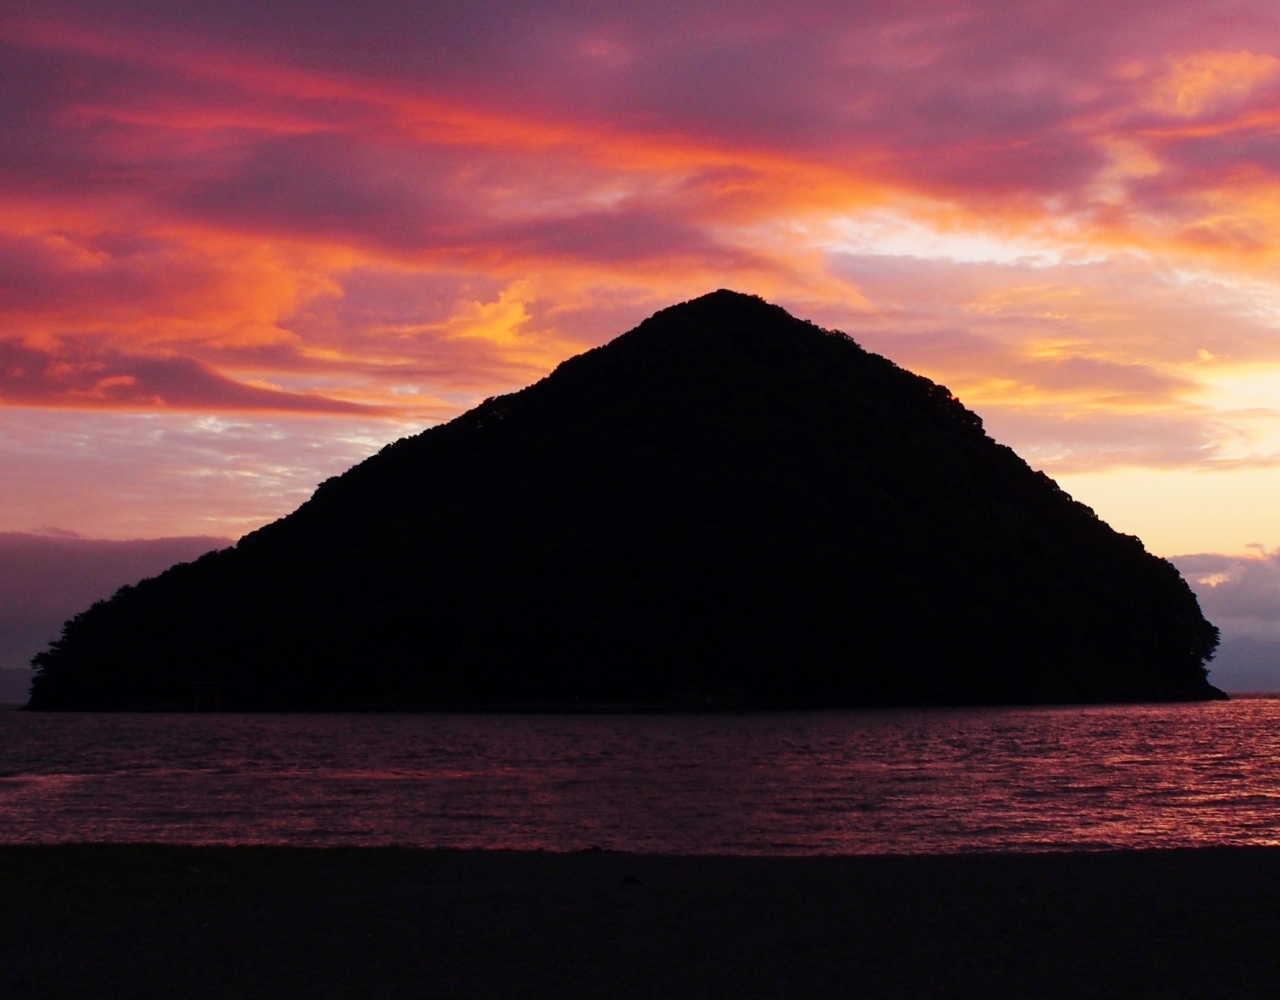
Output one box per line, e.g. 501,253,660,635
4,1,1280,683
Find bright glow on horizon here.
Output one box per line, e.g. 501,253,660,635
1056,465,1280,557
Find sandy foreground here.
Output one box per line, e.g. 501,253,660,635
0,845,1277,998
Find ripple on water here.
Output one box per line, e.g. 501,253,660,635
1,700,1279,853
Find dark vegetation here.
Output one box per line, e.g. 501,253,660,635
0,533,227,702
28,290,1221,709
2,845,1278,998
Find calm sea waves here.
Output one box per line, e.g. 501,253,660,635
1,700,1279,854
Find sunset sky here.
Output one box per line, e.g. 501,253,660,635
5,0,1280,569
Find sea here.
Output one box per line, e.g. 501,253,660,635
2,699,1279,854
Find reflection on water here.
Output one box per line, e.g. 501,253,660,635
1,700,1279,854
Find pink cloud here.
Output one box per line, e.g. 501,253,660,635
0,338,377,413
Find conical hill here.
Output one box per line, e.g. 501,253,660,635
28,291,1222,709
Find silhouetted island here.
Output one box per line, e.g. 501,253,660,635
28,291,1222,710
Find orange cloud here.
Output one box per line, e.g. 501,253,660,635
1152,51,1280,117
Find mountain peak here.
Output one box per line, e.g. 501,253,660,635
28,294,1221,710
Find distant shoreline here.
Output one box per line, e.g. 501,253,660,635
18,691,1272,713
1,844,1277,998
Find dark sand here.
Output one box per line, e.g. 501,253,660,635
2,846,1278,998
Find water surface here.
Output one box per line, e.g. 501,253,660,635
2,700,1278,853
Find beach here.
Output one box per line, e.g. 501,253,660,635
2,845,1277,998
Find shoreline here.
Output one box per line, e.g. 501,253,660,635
3,844,1278,998
14,690,1279,713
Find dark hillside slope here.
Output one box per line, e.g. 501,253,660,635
28,291,1221,709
